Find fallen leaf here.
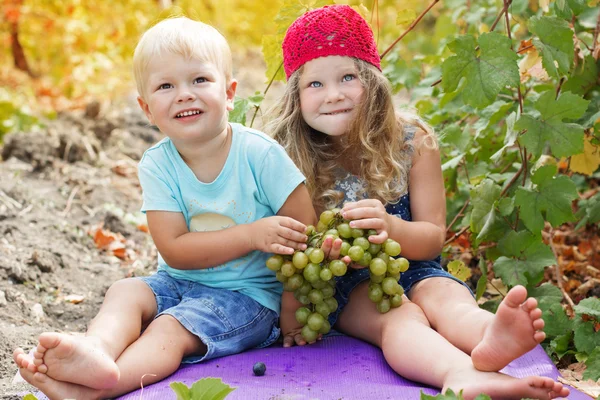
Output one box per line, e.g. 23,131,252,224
64,295,85,304
570,136,600,176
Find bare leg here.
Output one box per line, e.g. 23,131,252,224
335,282,569,399
14,314,205,399
410,278,545,370
30,279,158,389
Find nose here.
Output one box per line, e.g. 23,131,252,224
176,87,195,102
325,85,345,103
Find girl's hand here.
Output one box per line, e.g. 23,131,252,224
282,327,322,347
320,236,351,264
250,216,308,255
341,199,390,244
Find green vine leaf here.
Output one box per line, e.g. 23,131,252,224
441,33,519,109
493,230,555,287
170,378,236,400
528,16,574,78
469,179,506,243
583,347,600,381
515,165,578,232
516,90,589,158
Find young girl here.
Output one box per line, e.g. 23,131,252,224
269,5,570,399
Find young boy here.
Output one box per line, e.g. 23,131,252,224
13,16,315,399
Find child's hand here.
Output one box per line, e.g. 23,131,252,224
283,327,321,347
320,236,351,264
250,216,308,255
341,199,390,244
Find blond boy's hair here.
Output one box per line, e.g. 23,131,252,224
133,17,232,99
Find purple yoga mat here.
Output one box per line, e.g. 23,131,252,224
114,335,590,400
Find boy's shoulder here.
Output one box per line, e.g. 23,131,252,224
231,123,279,147
139,137,173,165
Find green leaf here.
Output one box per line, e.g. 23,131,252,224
229,97,250,125
549,332,574,358
515,165,578,232
583,347,600,381
573,319,600,354
22,395,39,400
516,91,589,158
441,33,519,109
490,112,518,163
475,257,488,301
170,378,235,400
493,231,555,287
422,388,491,399
574,297,600,319
170,382,192,400
528,16,574,78
562,55,598,95
575,193,600,230
544,303,573,338
470,179,502,241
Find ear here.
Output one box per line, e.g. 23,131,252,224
225,79,238,111
137,96,155,125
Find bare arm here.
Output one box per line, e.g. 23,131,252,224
146,184,312,270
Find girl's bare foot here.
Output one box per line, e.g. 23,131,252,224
443,367,570,400
31,332,119,389
15,354,101,400
472,285,546,371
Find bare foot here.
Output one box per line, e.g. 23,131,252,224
443,367,570,400
472,285,546,371
31,332,120,389
15,352,101,400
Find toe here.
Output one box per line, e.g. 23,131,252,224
533,319,545,330
534,331,546,342
530,308,543,320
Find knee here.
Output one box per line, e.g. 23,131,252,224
146,315,205,355
401,301,431,327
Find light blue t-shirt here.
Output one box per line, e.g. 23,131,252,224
137,123,305,314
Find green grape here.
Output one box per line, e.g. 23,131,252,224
396,285,405,297
287,274,304,291
357,251,372,267
353,237,370,251
387,258,401,275
376,252,390,265
319,210,335,225
348,245,364,262
384,239,402,257
377,297,391,314
351,228,365,238
369,273,384,283
321,285,335,299
367,229,378,237
306,225,316,235
292,251,309,269
315,301,331,317
297,281,312,296
381,277,400,295
368,284,383,302
369,257,387,276
266,255,284,271
295,306,312,324
308,289,324,304
319,319,331,335
330,207,342,215
325,229,339,237
283,280,295,292
397,257,409,272
337,223,352,238
390,294,403,308
339,241,351,256
304,247,315,258
324,297,338,313
307,312,325,331
368,243,382,255
275,271,288,283
329,259,347,276
309,237,320,247
303,263,321,282
311,279,328,289
319,267,333,281
388,273,401,281
281,261,296,277
301,325,319,343
309,248,325,264
296,294,310,305
316,221,328,233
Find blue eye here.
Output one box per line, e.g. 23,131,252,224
309,81,323,88
342,74,355,82
194,77,207,84
158,83,172,90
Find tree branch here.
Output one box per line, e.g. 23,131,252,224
250,62,283,128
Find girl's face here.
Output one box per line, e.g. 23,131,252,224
298,56,364,139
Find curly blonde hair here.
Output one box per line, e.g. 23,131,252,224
268,58,436,212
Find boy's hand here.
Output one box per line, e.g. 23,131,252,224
250,216,308,255
320,236,351,264
341,199,390,244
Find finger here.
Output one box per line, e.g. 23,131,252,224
341,255,351,264
283,334,295,348
272,244,296,255
320,236,333,257
279,227,308,245
342,199,375,211
279,217,307,233
368,231,388,244
294,334,307,346
348,217,385,230
327,238,342,260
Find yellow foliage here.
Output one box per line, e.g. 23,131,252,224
447,260,472,282
570,135,600,176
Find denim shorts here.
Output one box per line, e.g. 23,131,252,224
138,270,280,363
327,259,473,327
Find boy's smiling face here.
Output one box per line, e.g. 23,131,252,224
138,52,236,147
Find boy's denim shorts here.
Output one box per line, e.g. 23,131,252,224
138,270,280,363
327,259,473,327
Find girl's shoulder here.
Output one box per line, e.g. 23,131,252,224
396,113,437,152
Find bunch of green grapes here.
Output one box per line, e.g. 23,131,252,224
265,208,408,342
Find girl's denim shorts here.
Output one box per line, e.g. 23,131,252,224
138,270,280,363
328,259,473,327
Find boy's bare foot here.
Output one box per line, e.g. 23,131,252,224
443,367,570,400
31,332,119,389
472,285,545,372
14,350,100,400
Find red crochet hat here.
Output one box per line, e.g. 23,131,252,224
282,5,381,79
